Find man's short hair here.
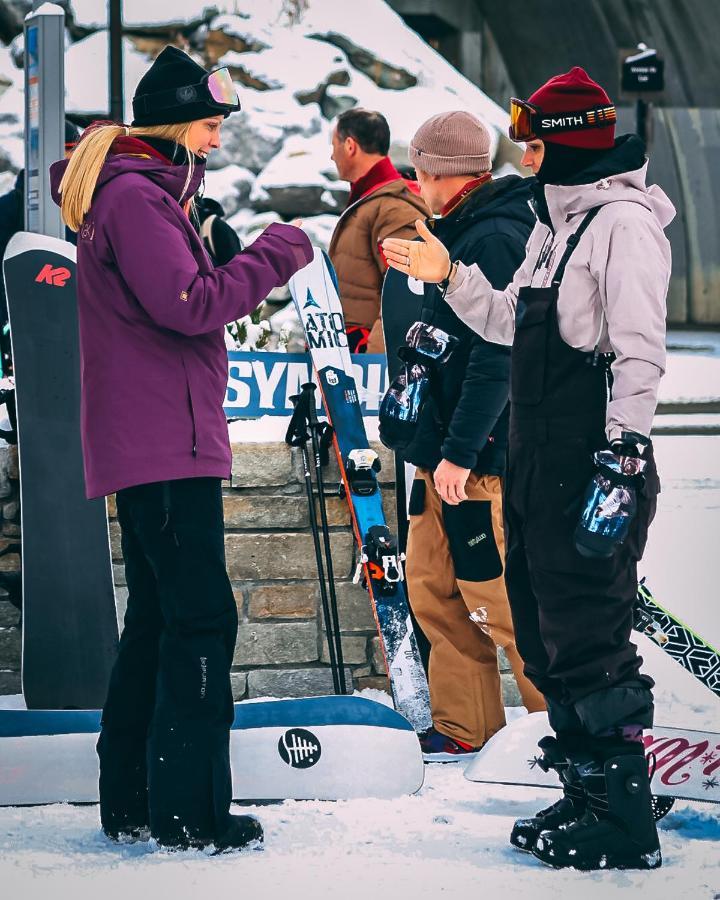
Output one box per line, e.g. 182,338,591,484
336,108,390,156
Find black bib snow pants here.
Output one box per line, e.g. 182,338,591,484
503,209,658,737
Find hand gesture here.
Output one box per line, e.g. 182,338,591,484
382,220,451,283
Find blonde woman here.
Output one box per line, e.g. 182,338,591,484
50,46,312,852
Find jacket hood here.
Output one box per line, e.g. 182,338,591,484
434,174,536,237
50,152,206,210
542,134,676,232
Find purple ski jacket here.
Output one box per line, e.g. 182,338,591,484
50,153,312,499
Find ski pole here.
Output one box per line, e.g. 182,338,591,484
301,383,347,694
286,392,342,694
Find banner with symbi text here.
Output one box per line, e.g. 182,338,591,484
224,351,388,418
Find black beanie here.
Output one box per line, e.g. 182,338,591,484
132,46,239,127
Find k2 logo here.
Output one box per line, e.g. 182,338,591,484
35,264,71,287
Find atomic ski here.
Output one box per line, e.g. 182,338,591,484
289,248,431,732
3,233,118,710
633,580,720,699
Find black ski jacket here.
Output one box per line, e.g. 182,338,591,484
405,175,535,474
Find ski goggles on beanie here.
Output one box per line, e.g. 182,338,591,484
133,67,240,120
509,97,617,142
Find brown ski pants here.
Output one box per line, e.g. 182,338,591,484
406,469,545,747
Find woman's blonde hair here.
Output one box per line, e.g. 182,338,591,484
59,121,197,231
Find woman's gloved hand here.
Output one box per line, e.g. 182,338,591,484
382,220,451,283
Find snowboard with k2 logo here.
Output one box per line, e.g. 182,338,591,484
3,232,118,710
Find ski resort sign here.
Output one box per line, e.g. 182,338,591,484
224,351,388,418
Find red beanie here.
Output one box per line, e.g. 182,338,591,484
528,66,615,149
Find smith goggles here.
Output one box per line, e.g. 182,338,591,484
133,67,241,117
509,97,617,142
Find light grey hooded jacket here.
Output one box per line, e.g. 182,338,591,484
444,144,675,442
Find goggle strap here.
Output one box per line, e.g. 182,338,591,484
134,80,239,114
532,105,617,135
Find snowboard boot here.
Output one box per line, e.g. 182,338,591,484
510,735,586,852
155,814,264,853
532,743,662,871
213,814,264,854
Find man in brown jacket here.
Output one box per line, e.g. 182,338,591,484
329,108,428,353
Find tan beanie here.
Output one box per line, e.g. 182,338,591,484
408,110,492,176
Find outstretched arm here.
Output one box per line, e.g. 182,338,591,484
383,219,536,345
106,190,312,336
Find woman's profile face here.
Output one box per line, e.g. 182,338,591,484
521,139,545,174
187,116,224,159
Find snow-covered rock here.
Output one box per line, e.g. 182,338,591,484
218,30,351,106
65,30,150,120
250,131,348,217
202,162,254,217
0,169,16,194
307,31,417,91
0,42,17,90
69,0,227,31
297,213,339,252
0,58,24,172
203,15,271,65
216,87,322,174
0,0,520,236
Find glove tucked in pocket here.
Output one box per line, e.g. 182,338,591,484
574,449,648,559
379,322,458,452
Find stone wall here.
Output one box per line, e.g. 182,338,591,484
0,440,521,706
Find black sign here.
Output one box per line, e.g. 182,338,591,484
278,728,322,769
621,48,664,94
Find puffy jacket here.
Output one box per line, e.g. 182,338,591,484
404,175,535,474
445,135,675,441
49,152,312,498
329,180,428,353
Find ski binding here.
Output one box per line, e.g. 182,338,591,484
346,448,381,496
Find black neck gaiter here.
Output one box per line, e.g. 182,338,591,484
536,141,611,186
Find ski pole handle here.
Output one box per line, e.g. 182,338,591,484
301,382,319,426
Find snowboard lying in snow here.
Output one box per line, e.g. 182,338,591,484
0,695,424,806
465,712,720,805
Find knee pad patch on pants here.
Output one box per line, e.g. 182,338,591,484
442,500,503,582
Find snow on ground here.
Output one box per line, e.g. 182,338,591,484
0,772,718,900
660,331,720,405
1,432,718,896
659,356,720,405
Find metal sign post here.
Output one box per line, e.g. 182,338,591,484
24,2,65,237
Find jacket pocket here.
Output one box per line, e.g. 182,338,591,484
180,353,198,457
443,499,503,582
408,478,426,516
